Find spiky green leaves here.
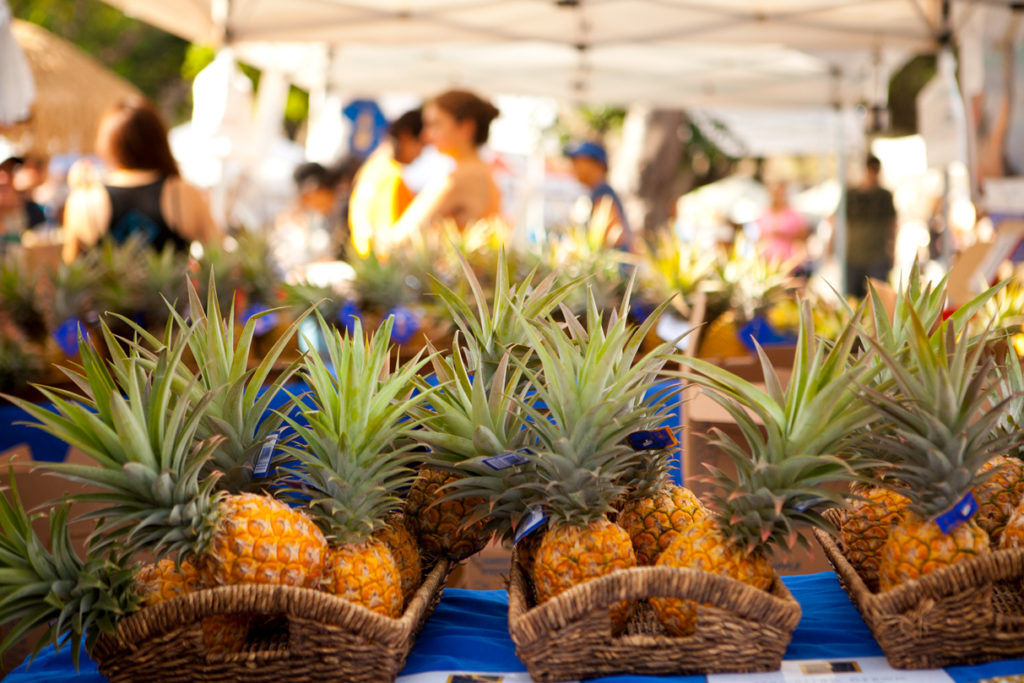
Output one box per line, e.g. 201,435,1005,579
0,472,139,669
859,309,1022,519
678,299,877,553
4,327,223,560
280,315,428,545
512,286,678,527
430,248,581,376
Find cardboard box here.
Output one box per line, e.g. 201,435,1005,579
447,539,513,590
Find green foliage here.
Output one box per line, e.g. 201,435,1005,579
11,0,188,108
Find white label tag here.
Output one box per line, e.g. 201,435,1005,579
254,430,281,477
708,656,954,683
513,505,547,545
396,673,562,683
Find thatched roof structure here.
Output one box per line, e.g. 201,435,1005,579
1,19,142,158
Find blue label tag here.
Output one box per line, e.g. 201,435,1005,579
482,449,532,471
337,300,363,333
253,430,282,478
386,306,421,345
242,303,279,337
627,426,678,451
514,505,548,545
52,317,85,357
934,491,978,534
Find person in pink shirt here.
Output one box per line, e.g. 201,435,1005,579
757,181,809,270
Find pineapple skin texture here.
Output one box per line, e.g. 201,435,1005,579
405,468,490,562
533,519,637,633
878,513,990,591
838,488,908,586
618,485,705,566
651,518,774,637
136,558,249,654
373,515,422,608
206,493,327,589
974,456,1024,540
997,502,1024,549
136,558,205,606
322,539,403,618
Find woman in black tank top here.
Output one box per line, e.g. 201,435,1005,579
62,98,218,262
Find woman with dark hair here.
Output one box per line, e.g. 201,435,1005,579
62,98,218,262
382,90,501,252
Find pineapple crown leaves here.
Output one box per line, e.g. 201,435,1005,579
278,314,429,545
408,346,539,538
508,288,679,526
678,297,880,465
410,340,531,464
859,266,1007,378
429,247,583,371
992,350,1024,460
3,330,226,560
858,311,1022,517
0,470,139,670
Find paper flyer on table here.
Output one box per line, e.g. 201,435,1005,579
397,673,574,683
708,657,954,683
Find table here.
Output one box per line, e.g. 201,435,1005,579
6,572,1024,682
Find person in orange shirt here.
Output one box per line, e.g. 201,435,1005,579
348,108,424,257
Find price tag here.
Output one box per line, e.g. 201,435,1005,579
242,303,279,337
482,450,532,471
934,491,978,534
387,306,421,345
626,426,678,451
514,505,548,545
253,430,282,478
52,317,86,357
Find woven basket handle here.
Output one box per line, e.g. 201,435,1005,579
517,564,800,634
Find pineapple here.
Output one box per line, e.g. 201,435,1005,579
979,349,1024,542
278,315,429,616
618,484,705,566
860,312,1020,591
374,514,422,606
0,474,138,668
5,326,328,611
837,487,909,587
655,299,876,635
510,290,675,632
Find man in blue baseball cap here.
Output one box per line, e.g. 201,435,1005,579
565,140,632,251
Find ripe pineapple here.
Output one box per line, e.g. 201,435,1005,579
655,299,876,635
279,315,429,616
374,514,422,606
978,350,1024,542
0,475,139,668
837,488,909,587
406,343,534,562
860,313,1020,591
510,290,677,632
6,326,328,610
618,484,705,565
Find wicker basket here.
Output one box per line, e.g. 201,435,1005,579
814,509,1024,669
92,558,450,683
507,551,801,682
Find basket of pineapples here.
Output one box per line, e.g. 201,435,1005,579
452,285,871,681
0,280,450,682
815,275,1024,670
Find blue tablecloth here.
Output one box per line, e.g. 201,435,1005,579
6,572,1024,682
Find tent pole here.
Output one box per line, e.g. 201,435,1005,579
832,68,848,296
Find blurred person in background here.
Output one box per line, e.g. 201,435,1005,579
63,98,219,262
565,140,632,251
383,89,501,252
757,181,809,275
348,108,424,256
843,155,896,298
271,162,344,274
0,155,45,232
